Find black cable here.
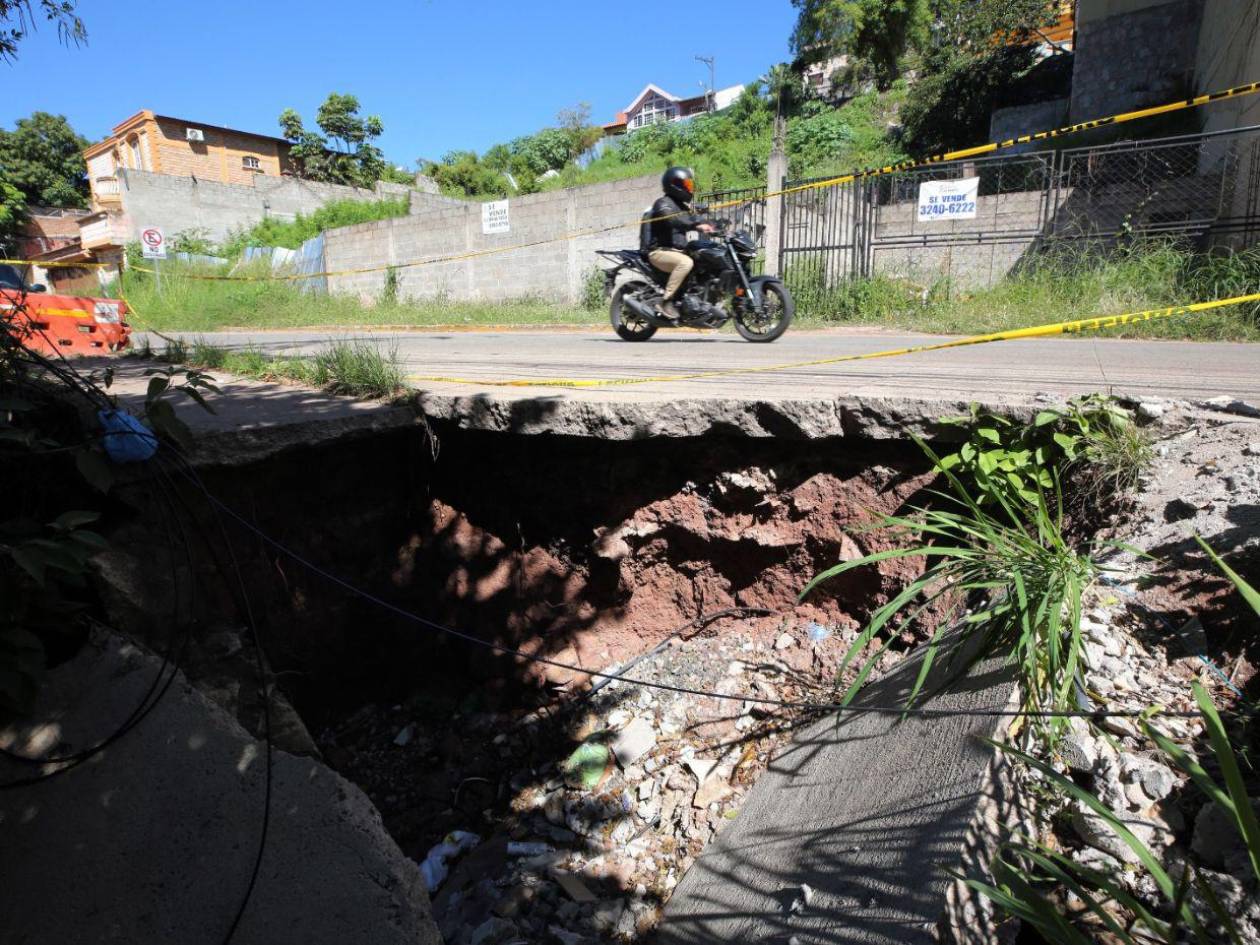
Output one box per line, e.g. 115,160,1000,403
0,450,196,784
3,327,275,945
176,457,272,945
167,455,1247,722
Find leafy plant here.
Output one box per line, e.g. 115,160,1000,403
0,110,90,207
0,508,106,711
960,539,1260,944
220,196,410,257
0,0,85,63
936,396,1152,515
581,266,607,310
140,363,219,451
168,227,217,257
801,437,1098,722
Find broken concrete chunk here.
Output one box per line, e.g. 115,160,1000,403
683,758,717,784
610,717,657,768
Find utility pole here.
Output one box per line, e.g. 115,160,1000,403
695,55,715,112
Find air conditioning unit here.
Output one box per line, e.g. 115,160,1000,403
185,128,205,142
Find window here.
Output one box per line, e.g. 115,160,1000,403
129,137,143,170
242,156,261,170
629,94,677,130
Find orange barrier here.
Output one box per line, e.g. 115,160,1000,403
0,290,132,357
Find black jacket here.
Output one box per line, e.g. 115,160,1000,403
640,196,703,252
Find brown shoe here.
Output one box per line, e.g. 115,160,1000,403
654,299,680,323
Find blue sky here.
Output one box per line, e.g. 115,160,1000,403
5,0,797,166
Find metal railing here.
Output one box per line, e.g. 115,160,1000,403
698,185,767,247
765,123,1260,293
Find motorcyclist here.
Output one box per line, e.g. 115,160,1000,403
642,166,713,321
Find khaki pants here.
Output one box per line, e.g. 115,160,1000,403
648,249,693,300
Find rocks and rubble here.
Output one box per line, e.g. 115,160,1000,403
316,623,857,945
1014,403,1260,945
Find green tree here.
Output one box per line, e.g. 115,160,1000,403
928,0,1059,56
279,92,388,187
0,178,26,254
790,0,930,91
0,111,89,207
0,0,84,62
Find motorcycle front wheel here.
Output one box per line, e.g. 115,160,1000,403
610,284,658,342
735,281,794,343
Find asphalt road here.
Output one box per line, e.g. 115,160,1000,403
144,327,1260,407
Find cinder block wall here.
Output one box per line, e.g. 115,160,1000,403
324,175,662,304
867,190,1051,289
1069,0,1205,124
116,169,423,244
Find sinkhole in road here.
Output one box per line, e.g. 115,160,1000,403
109,418,950,939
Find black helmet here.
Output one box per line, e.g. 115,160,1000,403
662,166,696,205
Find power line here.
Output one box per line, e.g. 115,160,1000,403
169,455,1246,722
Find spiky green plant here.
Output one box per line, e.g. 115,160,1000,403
801,437,1099,721
960,538,1260,944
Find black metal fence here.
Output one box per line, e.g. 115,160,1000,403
698,185,767,245
762,124,1260,294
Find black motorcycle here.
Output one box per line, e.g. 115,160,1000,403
594,220,794,343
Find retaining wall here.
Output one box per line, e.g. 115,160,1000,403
114,169,452,245
324,175,661,304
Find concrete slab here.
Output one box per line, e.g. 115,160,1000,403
135,328,1260,440
0,631,442,945
656,641,1016,945
87,357,418,465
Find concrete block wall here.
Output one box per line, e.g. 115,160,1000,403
867,190,1054,289
115,169,427,245
324,175,662,304
1070,0,1205,124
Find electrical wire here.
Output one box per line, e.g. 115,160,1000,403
166,453,1250,722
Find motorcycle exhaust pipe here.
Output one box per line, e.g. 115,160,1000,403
622,294,669,326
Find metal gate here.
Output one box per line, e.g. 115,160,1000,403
770,123,1260,296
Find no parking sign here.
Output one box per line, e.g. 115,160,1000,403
141,226,167,259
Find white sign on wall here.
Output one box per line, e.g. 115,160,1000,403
140,226,167,259
482,200,510,235
916,177,979,222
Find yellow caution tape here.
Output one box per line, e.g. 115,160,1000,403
112,78,1260,286
0,258,113,270
406,292,1260,390
7,80,1258,289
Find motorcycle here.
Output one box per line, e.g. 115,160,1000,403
594,219,794,343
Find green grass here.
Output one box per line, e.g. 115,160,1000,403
218,197,412,257
115,266,601,332
787,242,1260,341
114,235,1260,342
152,336,406,399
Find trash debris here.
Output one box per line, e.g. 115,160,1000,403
561,741,611,790
553,871,598,903
806,622,832,643
392,723,415,747
417,829,480,892
788,883,815,914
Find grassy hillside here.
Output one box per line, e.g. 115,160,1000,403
432,84,910,199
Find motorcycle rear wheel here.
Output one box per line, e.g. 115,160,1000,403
610,284,658,342
735,281,793,343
